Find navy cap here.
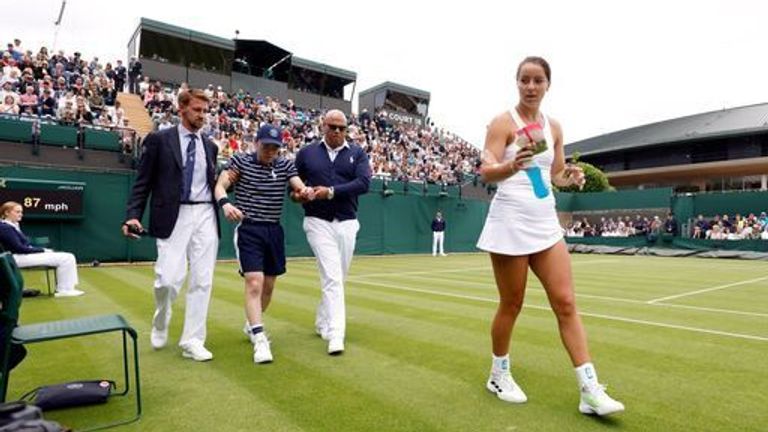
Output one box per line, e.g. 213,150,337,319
256,124,283,146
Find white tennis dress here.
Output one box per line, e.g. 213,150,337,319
476,110,563,256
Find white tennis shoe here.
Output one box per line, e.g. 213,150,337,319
486,372,527,403
252,333,273,364
579,384,624,416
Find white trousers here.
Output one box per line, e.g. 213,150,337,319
432,231,445,255
303,216,359,341
153,204,218,348
13,251,79,293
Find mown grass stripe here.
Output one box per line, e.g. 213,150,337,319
9,255,767,431
348,278,768,342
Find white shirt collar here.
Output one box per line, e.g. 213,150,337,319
1,219,21,232
178,123,201,142
322,140,349,153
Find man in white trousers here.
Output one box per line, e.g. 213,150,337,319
295,110,371,355
431,211,447,256
123,89,220,362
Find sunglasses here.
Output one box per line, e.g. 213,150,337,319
327,124,347,132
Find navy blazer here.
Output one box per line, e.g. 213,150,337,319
0,223,44,254
432,219,446,232
295,141,371,222
124,126,220,239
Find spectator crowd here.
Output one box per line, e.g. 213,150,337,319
565,211,768,240
1,38,139,151
565,214,679,239
1,39,135,127
690,212,768,240
142,82,481,185
1,38,481,183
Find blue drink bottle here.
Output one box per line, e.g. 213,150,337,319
525,166,549,199
517,123,549,199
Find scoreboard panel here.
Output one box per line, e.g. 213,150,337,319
0,177,85,219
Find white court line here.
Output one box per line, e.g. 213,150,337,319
347,259,616,281
647,276,768,304
348,279,768,342
378,272,646,304
347,266,491,280
381,271,768,318
649,302,768,318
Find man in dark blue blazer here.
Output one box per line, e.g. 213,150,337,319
295,109,371,356
122,89,219,362
431,211,447,256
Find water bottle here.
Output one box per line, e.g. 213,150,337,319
516,124,549,199
525,166,549,198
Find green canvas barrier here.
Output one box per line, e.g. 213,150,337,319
0,167,488,262
39,123,78,147
83,128,122,152
555,188,673,212
2,165,765,262
0,118,33,143
686,190,768,217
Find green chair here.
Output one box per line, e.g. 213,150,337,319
0,252,141,430
27,237,56,296
0,240,56,297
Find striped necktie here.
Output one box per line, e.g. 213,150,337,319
182,134,197,201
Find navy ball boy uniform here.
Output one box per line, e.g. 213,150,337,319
227,153,298,275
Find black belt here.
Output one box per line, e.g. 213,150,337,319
242,218,279,226
180,201,213,205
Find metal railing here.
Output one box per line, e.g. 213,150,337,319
0,113,141,163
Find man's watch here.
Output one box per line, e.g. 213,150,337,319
327,187,335,200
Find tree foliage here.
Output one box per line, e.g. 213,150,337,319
559,153,613,193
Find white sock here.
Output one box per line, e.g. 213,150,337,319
249,323,264,335
574,362,599,390
491,354,510,376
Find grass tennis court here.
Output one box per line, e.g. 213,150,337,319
10,253,768,431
